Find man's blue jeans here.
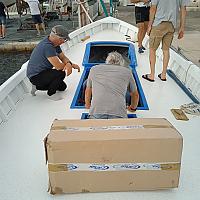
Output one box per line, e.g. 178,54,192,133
89,114,124,119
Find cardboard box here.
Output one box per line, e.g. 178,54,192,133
44,118,183,194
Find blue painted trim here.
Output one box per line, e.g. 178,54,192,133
132,69,149,110
81,113,89,119
128,43,137,68
82,41,137,69
81,113,137,119
127,113,137,118
167,69,199,104
71,41,148,109
70,69,87,109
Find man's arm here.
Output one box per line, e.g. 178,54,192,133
85,87,92,109
178,6,187,39
147,5,157,36
47,56,73,76
58,52,71,64
47,56,66,70
59,52,80,75
128,90,139,112
127,75,139,112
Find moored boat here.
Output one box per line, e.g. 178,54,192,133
0,17,199,199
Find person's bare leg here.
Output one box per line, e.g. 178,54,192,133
137,22,145,48
2,24,6,37
161,49,170,79
141,21,149,46
149,48,156,80
0,25,2,37
40,23,46,34
35,24,40,35
64,5,67,13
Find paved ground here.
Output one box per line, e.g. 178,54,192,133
0,4,200,85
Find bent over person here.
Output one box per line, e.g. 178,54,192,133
27,25,80,99
85,51,139,119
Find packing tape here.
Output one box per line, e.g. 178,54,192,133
48,164,68,172
51,125,171,131
48,162,180,172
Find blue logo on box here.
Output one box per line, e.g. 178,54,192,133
113,164,141,170
89,164,109,171
67,164,78,171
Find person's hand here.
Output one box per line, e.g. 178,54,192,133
85,103,91,109
127,105,137,112
178,27,184,39
72,63,80,72
63,63,72,76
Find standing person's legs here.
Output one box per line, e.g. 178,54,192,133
135,7,144,53
137,22,145,48
160,23,174,80
161,49,170,80
142,23,163,81
32,15,46,35
140,7,150,49
135,7,149,53
1,24,6,37
148,48,157,80
0,24,2,37
32,15,41,35
35,23,40,35
30,69,67,96
67,6,72,20
0,16,6,38
40,22,46,34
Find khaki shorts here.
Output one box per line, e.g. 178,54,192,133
149,22,175,50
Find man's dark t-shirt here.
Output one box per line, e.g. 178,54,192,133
27,37,62,79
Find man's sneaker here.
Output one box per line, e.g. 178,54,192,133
138,47,144,54
31,84,37,96
48,93,63,101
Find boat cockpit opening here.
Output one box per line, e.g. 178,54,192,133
71,41,149,111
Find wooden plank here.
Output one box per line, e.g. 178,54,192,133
171,109,189,121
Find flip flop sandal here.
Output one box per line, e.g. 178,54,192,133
142,74,155,82
158,74,167,81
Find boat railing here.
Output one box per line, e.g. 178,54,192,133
0,61,30,124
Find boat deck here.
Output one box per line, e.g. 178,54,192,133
0,29,200,200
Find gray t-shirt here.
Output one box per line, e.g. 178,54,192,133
27,37,62,79
87,64,137,118
151,0,189,28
